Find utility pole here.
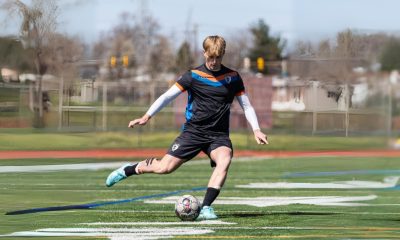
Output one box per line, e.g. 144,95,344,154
193,23,198,65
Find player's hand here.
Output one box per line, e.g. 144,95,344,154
128,114,151,128
253,129,268,145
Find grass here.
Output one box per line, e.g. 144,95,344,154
0,131,389,151
0,155,399,239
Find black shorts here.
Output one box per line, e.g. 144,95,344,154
167,131,233,167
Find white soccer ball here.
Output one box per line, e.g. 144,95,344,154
175,194,201,221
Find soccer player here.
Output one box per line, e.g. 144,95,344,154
106,35,268,220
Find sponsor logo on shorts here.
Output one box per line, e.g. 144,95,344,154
171,143,180,152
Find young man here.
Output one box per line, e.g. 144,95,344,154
106,35,268,220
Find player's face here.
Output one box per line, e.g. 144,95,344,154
204,52,223,71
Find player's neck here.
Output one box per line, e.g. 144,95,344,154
204,63,222,72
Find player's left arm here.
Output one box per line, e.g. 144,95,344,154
236,94,269,145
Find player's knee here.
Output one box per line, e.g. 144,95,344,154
215,156,232,169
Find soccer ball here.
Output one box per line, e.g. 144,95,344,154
175,195,201,221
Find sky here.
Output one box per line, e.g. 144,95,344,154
1,0,400,50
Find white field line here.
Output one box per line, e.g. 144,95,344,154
81,220,235,226
0,162,128,173
1,227,214,240
369,204,400,206
203,226,400,231
145,195,378,207
87,210,400,215
236,176,400,189
188,226,400,231
4,225,399,240
76,224,400,231
0,156,269,173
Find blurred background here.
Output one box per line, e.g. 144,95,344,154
1,0,400,150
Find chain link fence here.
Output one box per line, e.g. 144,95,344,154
0,74,396,138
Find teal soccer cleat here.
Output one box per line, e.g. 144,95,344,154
105,164,132,187
196,206,218,220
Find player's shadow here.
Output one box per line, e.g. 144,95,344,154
220,211,339,218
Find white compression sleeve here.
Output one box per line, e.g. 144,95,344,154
236,94,260,131
146,85,182,117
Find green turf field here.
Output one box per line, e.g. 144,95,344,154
0,155,399,239
0,131,388,151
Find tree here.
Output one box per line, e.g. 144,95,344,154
248,19,285,73
92,11,171,79
1,0,58,127
380,38,400,71
224,33,251,70
175,41,194,73
149,36,174,75
334,30,390,62
292,40,315,57
289,29,392,84
317,40,332,58
0,37,35,72
47,33,83,83
335,29,357,58
92,13,136,79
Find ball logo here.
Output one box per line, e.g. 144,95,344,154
225,76,232,84
171,143,180,152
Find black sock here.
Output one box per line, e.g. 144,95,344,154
124,163,138,177
202,187,220,207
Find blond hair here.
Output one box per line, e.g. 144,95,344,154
203,35,226,57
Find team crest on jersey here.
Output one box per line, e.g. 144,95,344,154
225,76,232,84
171,143,180,152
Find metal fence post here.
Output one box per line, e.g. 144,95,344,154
102,83,107,131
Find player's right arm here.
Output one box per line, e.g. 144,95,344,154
129,72,191,128
128,83,185,128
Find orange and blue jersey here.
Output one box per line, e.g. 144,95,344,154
175,64,245,136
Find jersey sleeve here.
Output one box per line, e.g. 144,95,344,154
235,73,245,96
175,71,192,92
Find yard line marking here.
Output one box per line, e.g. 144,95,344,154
175,234,400,239
1,227,214,240
369,203,400,206
81,220,235,225
5,187,206,215
207,226,400,231
0,156,268,173
145,195,377,207
5,226,398,240
285,169,400,177
86,210,400,215
236,176,399,189
0,162,128,173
